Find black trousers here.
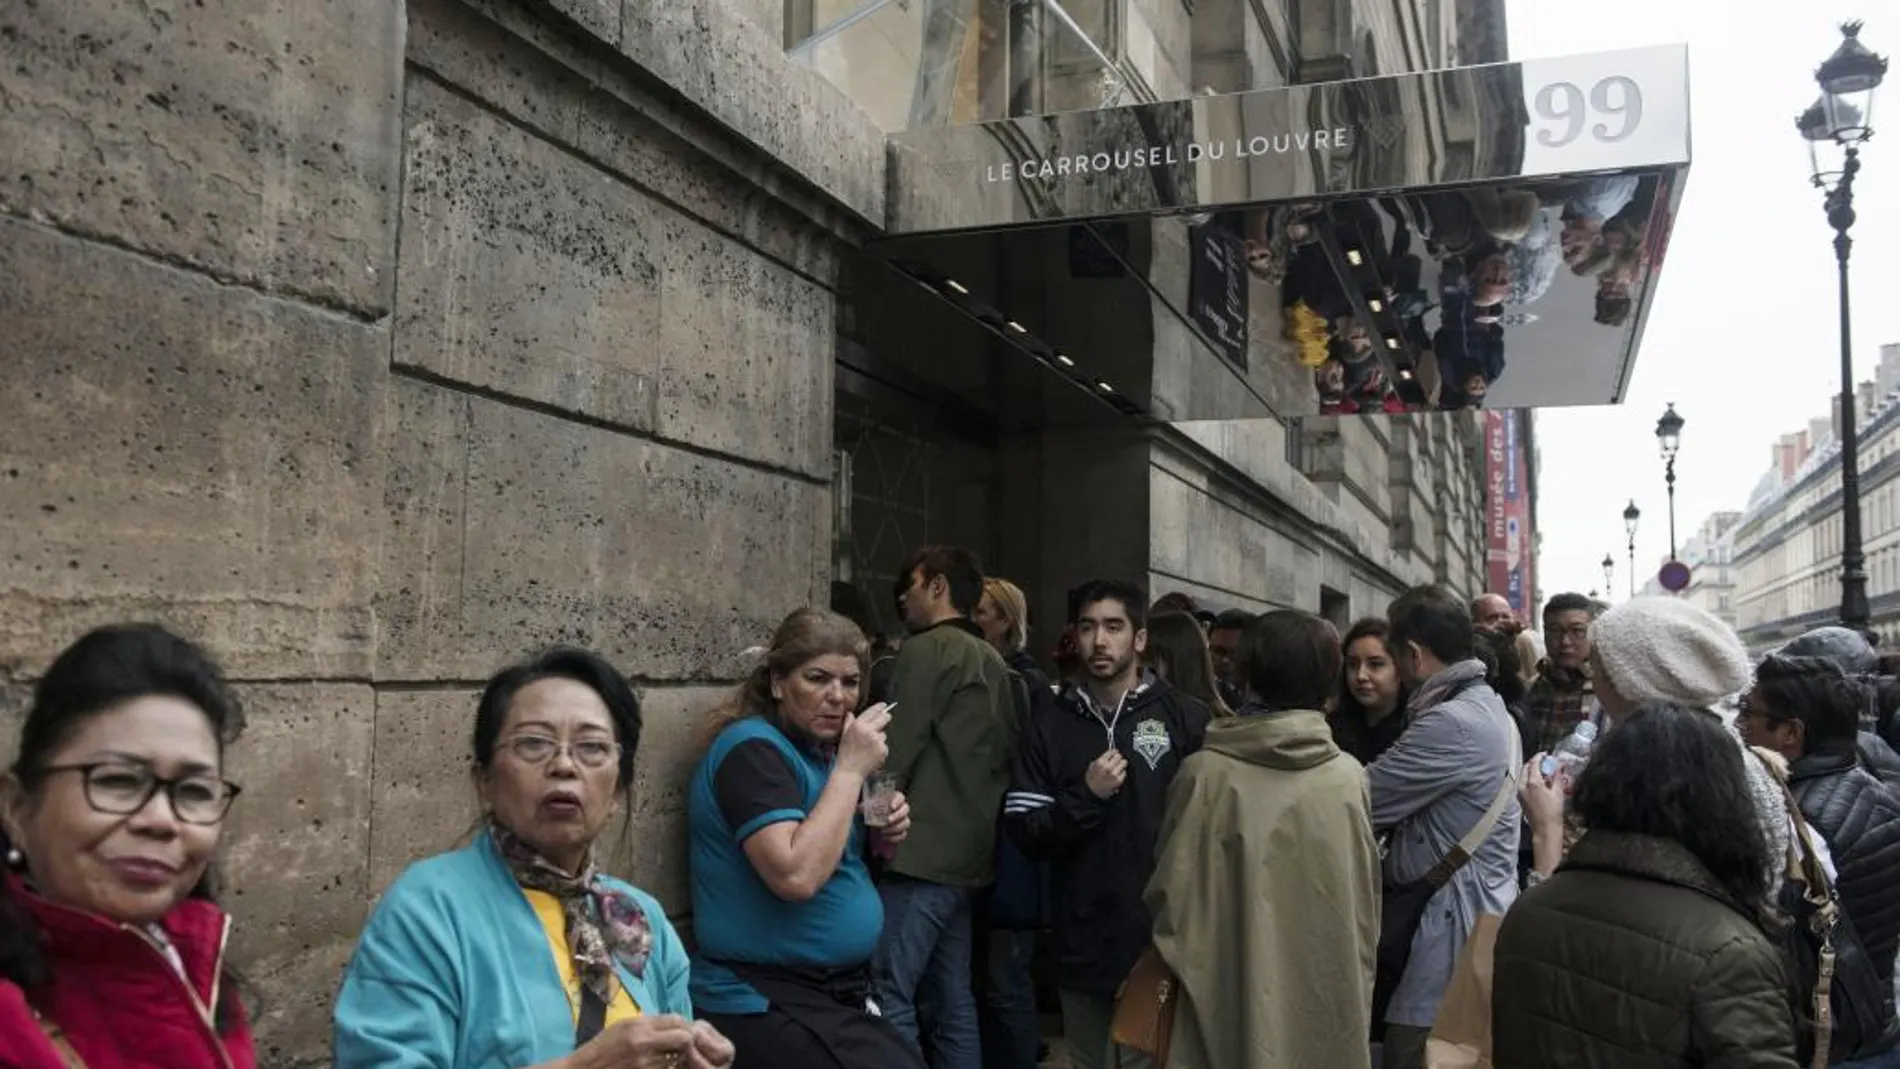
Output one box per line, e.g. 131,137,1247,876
706,961,925,1069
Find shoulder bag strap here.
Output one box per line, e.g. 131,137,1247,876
34,1010,88,1069
1750,747,1838,1069
1745,748,1830,896
575,985,608,1046
1422,716,1523,888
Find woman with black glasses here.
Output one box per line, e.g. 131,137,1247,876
334,648,735,1069
0,624,254,1068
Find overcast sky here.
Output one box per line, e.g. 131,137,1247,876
1506,0,1900,605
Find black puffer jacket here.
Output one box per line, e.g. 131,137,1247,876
1791,749,1900,1003
1857,730,1900,790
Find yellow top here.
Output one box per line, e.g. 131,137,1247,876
523,889,641,1026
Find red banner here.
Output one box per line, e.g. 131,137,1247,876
1484,411,1535,617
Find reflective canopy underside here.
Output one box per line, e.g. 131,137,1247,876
845,45,1692,427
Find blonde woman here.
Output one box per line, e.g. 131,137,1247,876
971,577,1054,1069
685,609,919,1069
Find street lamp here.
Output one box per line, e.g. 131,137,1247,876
1602,553,1615,597
1796,20,1885,632
1657,403,1684,560
1624,500,1641,598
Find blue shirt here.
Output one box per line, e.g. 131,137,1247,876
688,716,885,1014
332,829,693,1068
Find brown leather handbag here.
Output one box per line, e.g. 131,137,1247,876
1110,945,1179,1067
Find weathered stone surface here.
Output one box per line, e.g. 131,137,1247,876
604,685,727,911
395,79,833,477
376,378,826,684
220,684,375,1068
0,686,27,760
366,683,725,914
619,0,886,225
366,688,483,894
1151,459,1304,608
540,0,620,42
0,216,388,681
409,0,859,283
0,0,402,314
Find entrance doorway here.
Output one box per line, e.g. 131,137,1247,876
833,354,1002,644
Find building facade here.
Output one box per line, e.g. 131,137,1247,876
1,1,1598,1063
1640,511,1741,630
1733,343,1900,654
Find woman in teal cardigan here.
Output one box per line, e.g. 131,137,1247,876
334,649,736,1069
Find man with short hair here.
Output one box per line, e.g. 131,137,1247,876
1740,655,1900,1065
1366,586,1520,1069
1207,609,1253,708
875,546,1020,1069
1521,593,1599,757
1779,625,1900,788
1470,593,1516,635
1004,580,1212,1069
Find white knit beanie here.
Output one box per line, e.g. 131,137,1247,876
1590,597,1752,708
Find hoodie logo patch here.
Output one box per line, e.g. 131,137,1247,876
1131,719,1172,771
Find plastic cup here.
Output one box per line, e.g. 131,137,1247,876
860,772,898,828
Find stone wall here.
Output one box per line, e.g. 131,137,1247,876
0,0,880,1061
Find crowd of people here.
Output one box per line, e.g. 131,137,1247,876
4,545,1900,1069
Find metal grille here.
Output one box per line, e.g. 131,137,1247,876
833,390,998,641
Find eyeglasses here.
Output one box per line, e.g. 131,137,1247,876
1545,625,1591,643
502,734,620,770
37,762,241,825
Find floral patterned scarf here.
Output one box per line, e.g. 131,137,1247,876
490,819,653,1008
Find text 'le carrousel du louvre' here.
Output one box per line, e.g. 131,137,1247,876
984,126,1355,183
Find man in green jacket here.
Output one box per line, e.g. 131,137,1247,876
872,545,1020,1069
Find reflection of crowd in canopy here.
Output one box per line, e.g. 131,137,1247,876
1241,174,1663,414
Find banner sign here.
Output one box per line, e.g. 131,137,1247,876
1486,411,1535,616
887,45,1691,234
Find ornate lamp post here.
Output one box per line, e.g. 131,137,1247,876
1602,553,1615,598
1624,500,1641,598
1796,21,1885,632
1656,404,1684,560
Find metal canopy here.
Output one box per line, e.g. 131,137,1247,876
851,46,1693,424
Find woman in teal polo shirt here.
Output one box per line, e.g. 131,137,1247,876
688,608,923,1069
333,648,735,1069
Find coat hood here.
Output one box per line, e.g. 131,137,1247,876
1204,709,1340,770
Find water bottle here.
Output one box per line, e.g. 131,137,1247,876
1539,720,1599,795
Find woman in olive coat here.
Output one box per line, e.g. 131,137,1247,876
1493,702,1798,1069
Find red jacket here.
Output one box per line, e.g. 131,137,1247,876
0,876,255,1069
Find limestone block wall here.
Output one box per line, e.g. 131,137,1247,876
1151,422,1437,620
0,0,882,1062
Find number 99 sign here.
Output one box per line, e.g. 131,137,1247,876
1534,76,1644,149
